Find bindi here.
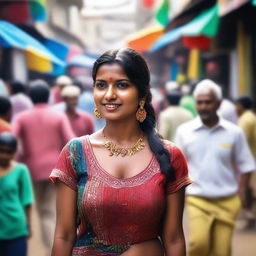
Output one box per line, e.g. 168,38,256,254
108,77,113,82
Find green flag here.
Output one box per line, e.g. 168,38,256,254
155,0,170,26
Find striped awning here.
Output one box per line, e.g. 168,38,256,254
0,20,65,74
125,26,164,52
151,4,219,52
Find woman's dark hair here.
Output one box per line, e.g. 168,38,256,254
92,48,175,181
0,132,18,152
29,80,50,104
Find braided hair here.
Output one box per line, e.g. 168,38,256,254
92,48,175,181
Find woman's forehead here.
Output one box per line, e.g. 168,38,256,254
96,63,127,78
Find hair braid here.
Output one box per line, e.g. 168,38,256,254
140,103,175,181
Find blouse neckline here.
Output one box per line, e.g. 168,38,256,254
84,135,157,185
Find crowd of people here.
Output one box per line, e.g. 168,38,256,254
0,77,96,256
0,47,256,256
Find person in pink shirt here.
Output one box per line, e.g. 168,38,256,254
61,85,95,137
12,80,75,256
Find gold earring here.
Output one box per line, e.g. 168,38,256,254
136,100,147,123
94,107,102,119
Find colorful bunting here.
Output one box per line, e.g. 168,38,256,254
151,4,219,52
126,26,164,52
0,0,47,24
155,0,170,26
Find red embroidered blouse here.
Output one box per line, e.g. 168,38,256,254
50,136,191,255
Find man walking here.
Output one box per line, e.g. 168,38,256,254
12,80,75,256
175,79,255,256
158,90,193,141
61,85,94,137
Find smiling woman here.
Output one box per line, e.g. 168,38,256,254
93,63,140,122
50,47,192,256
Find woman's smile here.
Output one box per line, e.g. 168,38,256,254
103,103,122,111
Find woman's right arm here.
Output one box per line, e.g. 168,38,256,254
51,181,77,256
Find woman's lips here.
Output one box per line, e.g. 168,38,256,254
103,104,121,111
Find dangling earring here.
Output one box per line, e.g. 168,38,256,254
94,107,102,119
136,100,147,123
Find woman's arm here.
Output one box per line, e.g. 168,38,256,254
162,188,186,256
51,181,77,256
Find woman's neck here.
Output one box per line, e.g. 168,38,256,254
103,120,143,144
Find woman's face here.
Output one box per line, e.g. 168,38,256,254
94,63,140,122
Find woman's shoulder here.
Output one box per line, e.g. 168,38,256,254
87,130,104,148
162,139,186,160
65,134,90,149
162,139,180,151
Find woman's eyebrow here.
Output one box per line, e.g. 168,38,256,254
95,79,130,82
116,79,130,82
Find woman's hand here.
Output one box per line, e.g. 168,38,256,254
51,181,77,256
162,188,186,256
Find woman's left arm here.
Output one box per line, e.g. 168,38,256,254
162,188,186,256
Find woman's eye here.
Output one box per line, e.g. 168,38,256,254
117,82,129,89
95,83,106,89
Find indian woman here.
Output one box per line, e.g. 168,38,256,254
50,48,192,256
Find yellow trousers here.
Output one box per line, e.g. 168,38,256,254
186,195,241,256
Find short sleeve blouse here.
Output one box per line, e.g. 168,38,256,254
50,136,191,255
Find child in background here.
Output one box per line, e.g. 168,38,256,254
0,132,34,256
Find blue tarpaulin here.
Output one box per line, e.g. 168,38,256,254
0,20,65,74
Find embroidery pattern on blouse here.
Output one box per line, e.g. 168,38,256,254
84,136,161,188
69,137,129,254
79,136,163,252
67,138,90,239
50,168,76,190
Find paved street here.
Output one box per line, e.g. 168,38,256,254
28,207,256,256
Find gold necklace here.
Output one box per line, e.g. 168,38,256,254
102,131,145,157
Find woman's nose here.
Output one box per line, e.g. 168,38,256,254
105,86,117,100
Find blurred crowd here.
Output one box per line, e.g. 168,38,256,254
0,75,256,256
0,76,99,256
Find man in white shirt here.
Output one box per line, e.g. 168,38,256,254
175,79,255,256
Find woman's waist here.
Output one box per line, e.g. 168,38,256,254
77,224,160,247
73,237,163,256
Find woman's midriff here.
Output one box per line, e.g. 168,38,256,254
121,239,164,256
